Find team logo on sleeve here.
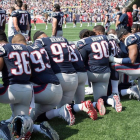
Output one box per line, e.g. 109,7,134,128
0,44,5,54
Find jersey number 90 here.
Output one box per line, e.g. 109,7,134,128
91,41,109,59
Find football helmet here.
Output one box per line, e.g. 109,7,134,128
9,115,33,140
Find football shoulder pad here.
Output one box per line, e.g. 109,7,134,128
124,34,137,47
11,10,19,17
35,38,45,46
77,39,86,50
52,12,59,17
0,43,6,56
107,34,120,44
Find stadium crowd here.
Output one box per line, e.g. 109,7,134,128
0,0,132,15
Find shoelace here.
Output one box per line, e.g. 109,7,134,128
115,96,120,105
87,102,96,119
66,105,75,125
59,105,75,125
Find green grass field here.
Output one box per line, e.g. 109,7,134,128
1,23,140,140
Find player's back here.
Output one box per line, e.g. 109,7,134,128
107,35,119,57
12,9,28,32
106,13,110,22
0,43,31,86
69,44,86,72
27,11,31,25
52,12,64,31
79,35,110,73
117,11,122,18
35,37,76,74
27,43,60,85
0,8,6,31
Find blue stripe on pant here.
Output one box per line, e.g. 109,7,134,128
33,84,48,94
111,63,140,76
111,62,140,94
0,85,9,95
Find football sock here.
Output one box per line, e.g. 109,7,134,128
35,112,49,122
45,108,60,119
111,80,119,94
95,23,97,26
107,98,114,107
120,88,131,96
46,25,47,29
93,102,97,108
33,124,41,133
73,104,83,112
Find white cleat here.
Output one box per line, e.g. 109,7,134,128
59,104,75,126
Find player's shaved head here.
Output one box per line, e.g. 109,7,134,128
107,29,117,35
12,34,26,45
93,25,105,35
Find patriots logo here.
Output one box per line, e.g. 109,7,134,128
130,37,135,41
0,44,5,53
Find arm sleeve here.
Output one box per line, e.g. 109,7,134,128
11,11,18,17
78,46,88,63
119,15,125,23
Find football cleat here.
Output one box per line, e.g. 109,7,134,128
40,121,59,140
59,104,75,126
111,92,120,101
129,85,140,101
97,98,106,116
81,100,97,120
112,95,122,112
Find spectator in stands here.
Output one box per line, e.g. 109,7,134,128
8,7,15,43
126,7,133,32
132,4,139,23
116,8,128,30
115,7,122,30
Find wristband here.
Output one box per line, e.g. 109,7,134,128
122,58,132,64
